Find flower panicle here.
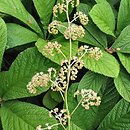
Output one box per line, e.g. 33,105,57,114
74,11,89,25
49,108,68,125
43,41,62,56
53,0,80,17
51,57,84,92
64,24,85,40
74,89,101,110
78,45,103,60
27,68,56,94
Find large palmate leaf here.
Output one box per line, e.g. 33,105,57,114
114,68,130,102
77,3,107,48
118,53,130,73
117,0,130,32
33,0,55,27
0,47,59,101
68,81,120,130
98,99,130,130
83,51,119,77
112,25,130,53
1,101,57,130
0,0,42,35
89,2,115,37
0,18,7,68
35,37,78,65
6,23,39,49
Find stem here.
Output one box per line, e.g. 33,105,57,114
59,90,65,102
64,0,72,130
70,98,83,116
70,15,79,23
42,123,61,130
58,49,68,59
79,51,88,60
50,79,65,93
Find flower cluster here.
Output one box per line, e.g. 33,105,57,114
43,42,62,56
49,108,68,125
53,2,66,17
51,57,84,91
51,60,69,92
78,45,103,60
64,24,85,40
70,57,84,80
48,20,61,34
53,0,80,17
74,89,101,110
74,12,89,25
27,68,56,94
68,0,80,7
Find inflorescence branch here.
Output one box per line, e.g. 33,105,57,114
26,0,103,130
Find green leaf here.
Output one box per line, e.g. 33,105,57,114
78,71,108,92
50,91,63,103
118,53,130,73
112,25,130,53
0,47,59,101
83,51,119,77
68,81,120,130
77,3,107,48
0,17,7,69
95,0,107,3
95,79,120,128
6,23,39,49
114,68,130,102
0,109,2,130
42,90,59,109
35,37,78,65
70,123,83,130
89,2,115,37
98,99,130,130
1,101,57,130
117,0,130,32
33,0,55,27
0,0,42,35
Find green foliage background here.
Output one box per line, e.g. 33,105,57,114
0,0,130,129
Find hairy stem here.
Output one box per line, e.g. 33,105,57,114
64,0,72,130
70,98,83,116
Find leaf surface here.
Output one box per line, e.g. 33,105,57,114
112,25,130,53
1,101,57,130
0,18,7,68
117,0,130,32
114,68,130,102
0,0,42,35
6,23,39,49
83,51,119,77
98,99,130,130
0,47,59,100
89,2,115,36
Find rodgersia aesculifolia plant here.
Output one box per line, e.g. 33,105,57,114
27,0,103,129
1,0,130,129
